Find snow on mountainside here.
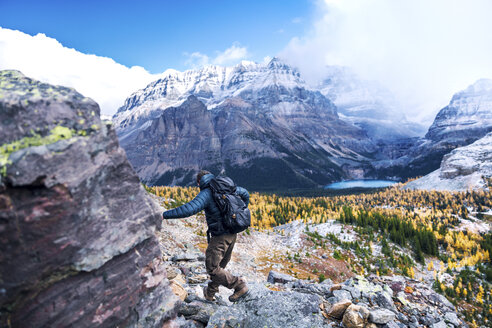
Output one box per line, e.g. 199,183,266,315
113,58,380,189
405,132,492,191
426,78,492,141
114,58,305,130
375,79,492,180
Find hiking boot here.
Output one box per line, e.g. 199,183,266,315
203,285,216,302
229,278,248,302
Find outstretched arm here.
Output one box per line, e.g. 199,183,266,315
163,190,210,219
236,186,250,206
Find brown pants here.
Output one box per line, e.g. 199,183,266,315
205,233,240,293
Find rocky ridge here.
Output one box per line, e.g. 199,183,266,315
374,79,492,181
0,70,180,327
405,132,492,191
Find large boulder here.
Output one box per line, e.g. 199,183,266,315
0,70,180,327
206,283,327,328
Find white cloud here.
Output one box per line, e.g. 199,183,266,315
184,43,249,68
213,43,249,65
0,27,162,116
183,51,210,68
280,0,492,124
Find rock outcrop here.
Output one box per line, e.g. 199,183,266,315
0,70,180,327
405,132,492,191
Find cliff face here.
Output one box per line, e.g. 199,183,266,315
425,79,492,142
405,132,492,191
374,79,492,180
0,70,180,327
119,94,372,190
114,58,377,190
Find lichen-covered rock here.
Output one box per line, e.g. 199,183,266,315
206,283,328,328
0,70,180,327
369,308,396,324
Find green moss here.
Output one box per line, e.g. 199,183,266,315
0,126,75,176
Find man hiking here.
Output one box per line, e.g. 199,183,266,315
162,170,250,302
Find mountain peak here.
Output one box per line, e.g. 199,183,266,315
267,56,290,69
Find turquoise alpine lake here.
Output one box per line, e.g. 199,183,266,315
325,179,397,189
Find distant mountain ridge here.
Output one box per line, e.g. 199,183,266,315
374,79,492,181
318,66,425,140
113,59,492,190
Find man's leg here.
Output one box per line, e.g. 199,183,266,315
205,233,240,294
219,233,236,269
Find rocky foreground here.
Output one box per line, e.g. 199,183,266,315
157,212,468,328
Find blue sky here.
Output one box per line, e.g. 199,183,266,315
0,0,313,73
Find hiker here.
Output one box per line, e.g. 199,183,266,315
162,170,250,302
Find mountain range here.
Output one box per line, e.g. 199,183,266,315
113,58,492,190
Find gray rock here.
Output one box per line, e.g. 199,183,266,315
431,321,448,328
420,313,438,326
179,300,220,324
396,312,409,323
333,289,353,302
369,309,396,324
372,291,396,310
291,279,332,298
384,321,401,328
342,286,362,299
444,312,460,327
267,270,296,284
206,283,327,328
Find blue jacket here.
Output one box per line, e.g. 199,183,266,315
162,174,250,236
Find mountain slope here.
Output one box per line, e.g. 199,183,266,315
405,132,492,191
115,59,377,190
375,79,492,180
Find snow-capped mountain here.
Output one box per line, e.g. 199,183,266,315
425,79,492,142
405,132,492,191
114,58,307,132
114,58,379,189
375,79,492,180
114,57,492,188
